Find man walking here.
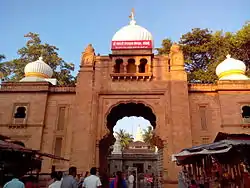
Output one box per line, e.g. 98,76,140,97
83,167,102,188
3,174,25,188
61,167,78,188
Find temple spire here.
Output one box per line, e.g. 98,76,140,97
135,125,143,142
129,8,136,25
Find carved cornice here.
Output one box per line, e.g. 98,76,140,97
221,123,250,128
110,73,153,81
0,123,44,128
0,82,50,92
49,86,75,93
95,56,110,61
188,83,217,92
189,81,250,92
0,82,76,93
98,91,165,95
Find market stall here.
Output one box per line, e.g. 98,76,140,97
172,139,250,187
0,135,68,186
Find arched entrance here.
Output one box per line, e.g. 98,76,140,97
98,102,163,184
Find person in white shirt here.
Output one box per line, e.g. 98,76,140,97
83,167,102,188
49,171,62,188
128,172,134,188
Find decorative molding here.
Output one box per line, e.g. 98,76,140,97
49,86,75,93
0,123,44,128
189,81,250,92
98,97,164,142
0,82,76,93
0,82,50,92
221,123,250,128
100,126,110,141
110,73,153,81
99,91,165,95
188,83,217,92
7,135,32,142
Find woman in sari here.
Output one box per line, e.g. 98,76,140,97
110,171,127,188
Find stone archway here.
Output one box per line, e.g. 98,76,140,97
98,101,164,181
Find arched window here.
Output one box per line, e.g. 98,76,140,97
139,58,148,73
127,58,136,73
242,106,250,118
114,59,123,73
14,106,26,118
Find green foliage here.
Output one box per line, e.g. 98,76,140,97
1,32,75,85
142,126,154,149
157,22,250,82
115,129,134,149
155,38,172,55
0,54,9,79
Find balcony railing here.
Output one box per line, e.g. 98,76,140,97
110,73,153,81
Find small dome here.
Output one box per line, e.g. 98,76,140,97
111,10,153,50
24,57,53,78
216,55,249,80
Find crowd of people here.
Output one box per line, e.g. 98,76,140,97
2,166,141,188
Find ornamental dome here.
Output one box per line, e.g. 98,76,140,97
216,55,249,80
111,9,153,50
24,57,53,79
112,22,153,42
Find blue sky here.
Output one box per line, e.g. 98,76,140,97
1,0,249,137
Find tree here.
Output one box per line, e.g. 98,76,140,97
1,32,75,85
142,126,154,148
0,54,7,79
155,38,173,55
115,129,134,149
156,22,250,82
233,22,250,76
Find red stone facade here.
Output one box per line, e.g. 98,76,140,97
1,50,250,188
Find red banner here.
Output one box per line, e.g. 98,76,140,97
111,40,152,50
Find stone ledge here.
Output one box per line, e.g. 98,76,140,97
189,81,250,92
221,123,250,128
99,91,165,95
49,86,75,93
110,73,153,81
0,82,50,92
188,83,217,92
0,82,76,93
0,123,44,128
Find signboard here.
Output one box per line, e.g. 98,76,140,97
111,40,152,50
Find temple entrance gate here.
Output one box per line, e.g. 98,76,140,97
96,101,166,185
72,15,193,186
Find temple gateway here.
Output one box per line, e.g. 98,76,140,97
1,10,250,188
108,126,159,178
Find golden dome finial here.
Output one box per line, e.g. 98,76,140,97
38,56,43,61
129,8,136,25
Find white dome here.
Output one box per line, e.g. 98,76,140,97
112,22,153,42
24,57,53,78
216,55,249,80
111,11,153,50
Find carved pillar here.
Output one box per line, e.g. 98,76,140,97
136,65,139,73
112,60,116,73
135,59,140,74
95,141,100,168
148,57,152,74
123,62,128,73
162,140,169,179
